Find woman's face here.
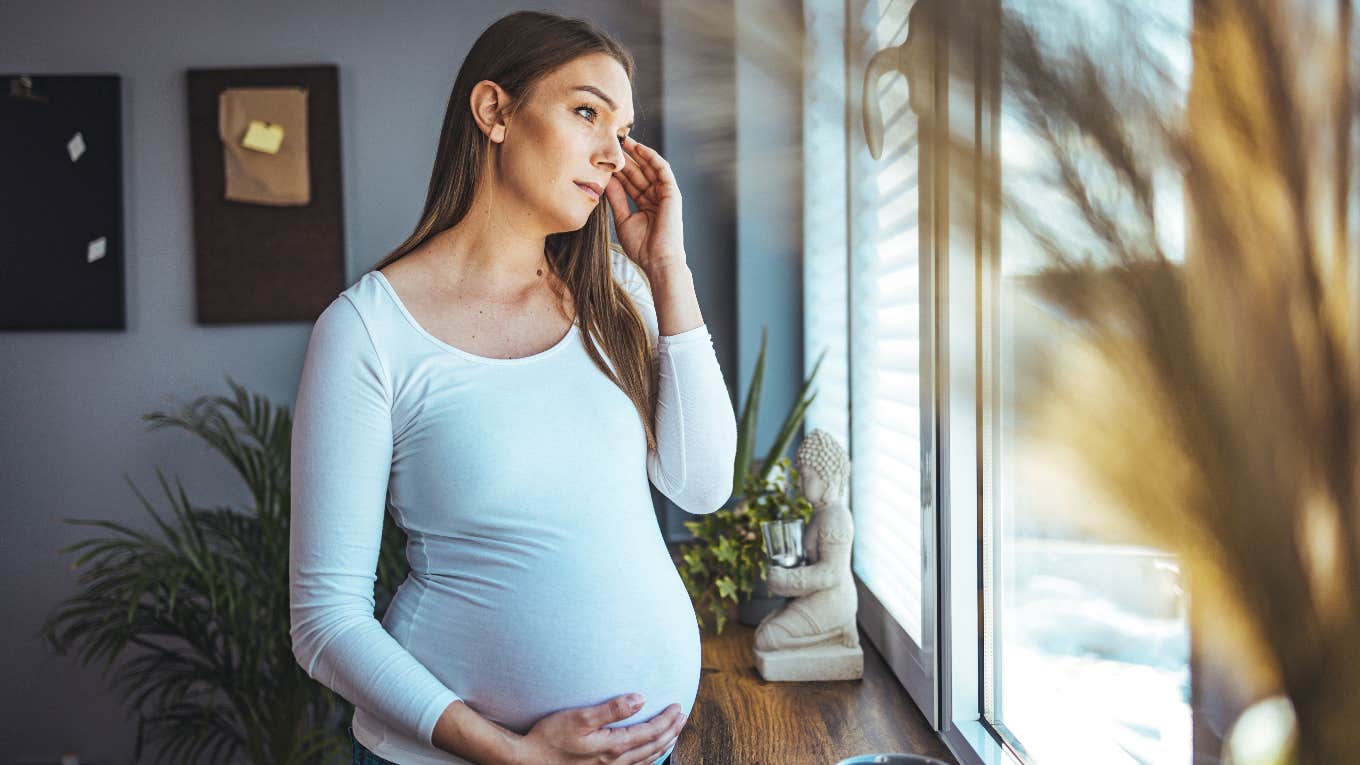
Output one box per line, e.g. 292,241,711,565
483,53,634,235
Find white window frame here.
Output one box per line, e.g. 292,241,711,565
935,3,1023,762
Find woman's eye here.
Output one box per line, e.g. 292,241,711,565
575,105,598,122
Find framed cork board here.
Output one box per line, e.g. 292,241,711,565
186,64,344,324
0,74,125,331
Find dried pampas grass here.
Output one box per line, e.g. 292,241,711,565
993,0,1359,761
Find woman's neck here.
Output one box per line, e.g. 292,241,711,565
422,222,553,302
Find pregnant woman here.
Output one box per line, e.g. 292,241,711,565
289,10,737,765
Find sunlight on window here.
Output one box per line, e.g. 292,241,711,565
991,1,1193,763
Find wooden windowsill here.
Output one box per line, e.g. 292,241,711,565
669,546,957,765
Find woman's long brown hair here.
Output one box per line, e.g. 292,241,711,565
368,10,659,452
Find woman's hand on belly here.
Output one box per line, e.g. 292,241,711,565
514,693,687,765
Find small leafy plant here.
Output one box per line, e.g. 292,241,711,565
677,457,814,635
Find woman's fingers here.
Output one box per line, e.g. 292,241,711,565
616,151,652,201
602,704,682,761
624,137,678,194
621,137,660,187
614,166,645,205
639,735,677,762
603,176,631,220
614,709,686,765
647,736,679,765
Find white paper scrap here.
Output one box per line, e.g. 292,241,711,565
87,236,107,263
68,132,86,162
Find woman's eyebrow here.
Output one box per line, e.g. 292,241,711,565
570,85,634,128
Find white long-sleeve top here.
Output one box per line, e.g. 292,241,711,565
289,248,736,765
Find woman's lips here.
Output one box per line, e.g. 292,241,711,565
575,181,601,200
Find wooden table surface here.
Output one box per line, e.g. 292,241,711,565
671,597,958,765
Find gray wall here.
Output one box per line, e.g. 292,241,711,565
734,0,804,478
0,0,802,760
657,1,741,539
659,0,804,536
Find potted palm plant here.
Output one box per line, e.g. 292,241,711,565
676,326,826,634
39,378,409,764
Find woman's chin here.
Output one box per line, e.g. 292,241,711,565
553,210,595,233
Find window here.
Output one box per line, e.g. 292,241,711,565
847,0,928,645
804,1,1207,763
803,0,940,726
984,3,1194,763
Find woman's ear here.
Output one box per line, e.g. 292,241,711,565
470,80,510,143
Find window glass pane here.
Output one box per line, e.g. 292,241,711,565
990,1,1193,762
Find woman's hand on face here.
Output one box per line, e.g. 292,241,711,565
602,136,686,279
515,693,687,765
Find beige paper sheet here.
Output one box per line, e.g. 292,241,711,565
218,86,310,205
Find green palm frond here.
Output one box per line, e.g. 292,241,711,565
142,376,293,526
757,347,826,486
733,326,769,496
135,700,249,764
288,725,349,765
732,326,828,493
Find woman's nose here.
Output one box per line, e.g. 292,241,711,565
599,139,626,173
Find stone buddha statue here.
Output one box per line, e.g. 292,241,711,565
753,428,863,681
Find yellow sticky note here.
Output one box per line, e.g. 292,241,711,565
241,120,285,154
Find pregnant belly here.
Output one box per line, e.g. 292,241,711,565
390,551,702,735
